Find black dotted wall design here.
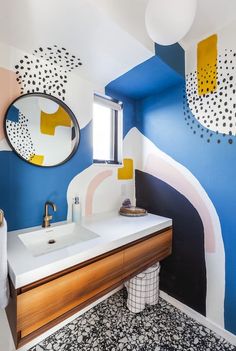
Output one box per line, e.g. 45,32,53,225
11,45,82,160
184,49,236,145
33,45,82,72
14,45,83,100
6,112,36,160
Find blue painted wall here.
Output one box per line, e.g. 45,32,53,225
106,44,236,333
155,43,185,77
0,122,93,231
1,35,235,334
104,89,136,138
135,83,236,333
0,91,137,232
106,55,183,100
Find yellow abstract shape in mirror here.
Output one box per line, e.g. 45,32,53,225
29,154,44,165
4,93,80,167
118,158,134,180
40,106,72,136
197,34,217,96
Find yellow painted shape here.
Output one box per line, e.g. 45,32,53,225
40,106,72,136
197,34,217,96
29,154,44,165
118,158,134,180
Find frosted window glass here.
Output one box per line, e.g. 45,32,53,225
93,102,114,161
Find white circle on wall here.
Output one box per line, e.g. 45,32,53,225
145,0,197,46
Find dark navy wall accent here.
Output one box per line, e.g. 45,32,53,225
0,122,92,231
107,35,236,334
136,170,206,315
134,83,236,334
155,43,185,77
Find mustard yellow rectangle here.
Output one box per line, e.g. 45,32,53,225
118,159,134,180
197,34,217,95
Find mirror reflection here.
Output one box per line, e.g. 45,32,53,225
4,93,80,167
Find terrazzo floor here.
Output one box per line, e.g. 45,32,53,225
29,289,236,351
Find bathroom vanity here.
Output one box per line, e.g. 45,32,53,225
6,212,172,348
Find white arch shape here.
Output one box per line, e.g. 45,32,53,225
123,127,225,328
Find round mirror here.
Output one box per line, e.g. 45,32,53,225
4,93,80,167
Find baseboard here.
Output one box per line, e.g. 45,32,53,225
160,290,236,346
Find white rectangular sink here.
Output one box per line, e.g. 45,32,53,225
18,222,99,257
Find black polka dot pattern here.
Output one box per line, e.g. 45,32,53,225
6,111,35,160
184,49,236,145
33,45,82,72
15,45,83,101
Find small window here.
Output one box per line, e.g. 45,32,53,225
93,93,123,164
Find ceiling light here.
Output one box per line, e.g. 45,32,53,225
145,0,197,45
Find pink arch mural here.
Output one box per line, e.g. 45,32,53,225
85,170,113,216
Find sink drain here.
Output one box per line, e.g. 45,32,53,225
48,239,56,245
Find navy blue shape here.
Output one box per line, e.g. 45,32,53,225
136,169,206,315
105,34,236,333
6,105,20,123
134,82,236,334
155,43,185,77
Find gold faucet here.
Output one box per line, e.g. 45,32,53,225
42,201,57,228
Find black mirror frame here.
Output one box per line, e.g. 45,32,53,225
4,92,80,168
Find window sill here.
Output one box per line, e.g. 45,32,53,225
93,160,123,168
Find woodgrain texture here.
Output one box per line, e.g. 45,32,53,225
7,227,172,348
123,229,172,280
5,277,19,346
18,251,124,336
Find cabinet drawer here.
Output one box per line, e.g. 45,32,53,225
123,229,172,280
17,251,123,337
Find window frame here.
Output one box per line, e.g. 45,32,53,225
93,93,123,165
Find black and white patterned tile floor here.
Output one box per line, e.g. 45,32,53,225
29,289,236,351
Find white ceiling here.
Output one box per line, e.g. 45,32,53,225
90,0,153,52
180,0,236,48
0,0,153,87
1,0,236,86
94,0,236,49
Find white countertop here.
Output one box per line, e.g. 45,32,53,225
7,211,172,289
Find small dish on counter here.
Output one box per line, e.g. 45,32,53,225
119,206,148,217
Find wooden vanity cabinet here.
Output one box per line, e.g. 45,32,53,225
18,251,124,338
6,227,172,348
123,229,172,280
